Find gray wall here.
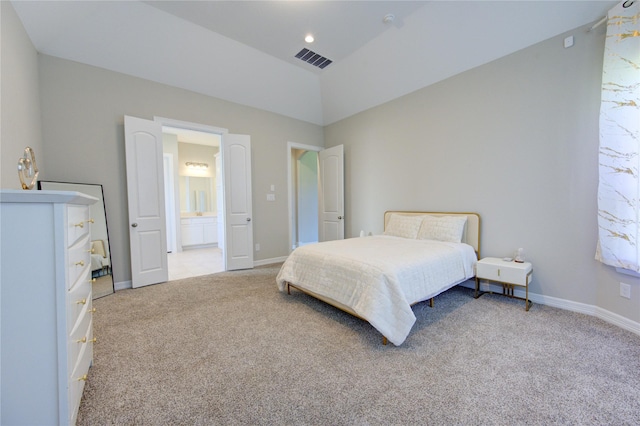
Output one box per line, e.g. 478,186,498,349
325,24,640,323
37,55,324,285
1,2,43,189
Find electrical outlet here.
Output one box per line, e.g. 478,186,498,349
255,243,260,251
620,282,631,299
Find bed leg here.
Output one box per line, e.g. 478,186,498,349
382,336,388,345
429,298,434,308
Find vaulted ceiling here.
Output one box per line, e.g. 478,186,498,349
12,1,616,126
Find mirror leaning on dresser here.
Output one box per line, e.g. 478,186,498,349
37,181,115,298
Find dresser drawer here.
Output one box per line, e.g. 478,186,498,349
67,279,91,332
67,204,90,247
476,257,532,286
69,322,93,426
68,234,91,289
68,306,93,377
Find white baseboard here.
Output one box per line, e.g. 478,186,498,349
298,241,317,247
114,257,285,291
460,280,640,337
254,256,288,267
114,280,132,291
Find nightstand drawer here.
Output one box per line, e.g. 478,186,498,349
476,257,532,286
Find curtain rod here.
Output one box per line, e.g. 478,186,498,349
588,1,635,32
588,16,607,32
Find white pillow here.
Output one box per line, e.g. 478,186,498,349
417,215,467,243
384,214,424,239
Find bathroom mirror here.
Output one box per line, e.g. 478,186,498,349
37,181,114,298
179,176,215,214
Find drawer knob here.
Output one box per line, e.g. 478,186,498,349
75,260,85,267
90,278,97,283
74,222,84,228
76,298,87,305
90,308,97,313
76,337,87,343
89,337,97,343
78,375,88,382
87,219,95,224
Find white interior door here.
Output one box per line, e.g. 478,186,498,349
124,115,168,288
318,144,344,241
222,134,254,270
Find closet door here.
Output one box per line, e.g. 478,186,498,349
222,133,254,270
318,144,344,241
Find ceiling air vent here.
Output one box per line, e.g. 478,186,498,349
295,48,333,69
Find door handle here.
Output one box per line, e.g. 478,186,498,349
131,223,138,228
246,218,251,222
338,216,343,220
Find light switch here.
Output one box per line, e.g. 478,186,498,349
266,193,275,201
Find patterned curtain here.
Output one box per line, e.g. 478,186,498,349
596,1,640,271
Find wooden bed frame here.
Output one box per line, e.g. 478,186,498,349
286,211,481,345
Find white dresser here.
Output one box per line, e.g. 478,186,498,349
1,190,98,425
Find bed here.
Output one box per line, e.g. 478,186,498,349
276,211,481,346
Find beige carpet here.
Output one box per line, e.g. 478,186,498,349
78,264,640,425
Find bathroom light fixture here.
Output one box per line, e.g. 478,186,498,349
186,162,208,169
305,34,314,43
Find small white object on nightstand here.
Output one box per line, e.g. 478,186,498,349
475,257,533,311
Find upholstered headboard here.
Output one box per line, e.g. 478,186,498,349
383,211,481,257
91,240,107,258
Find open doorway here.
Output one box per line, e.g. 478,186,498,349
161,122,225,280
288,142,322,251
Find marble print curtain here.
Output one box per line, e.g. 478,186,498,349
596,1,640,271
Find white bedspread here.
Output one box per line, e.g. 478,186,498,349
276,235,477,346
91,253,105,271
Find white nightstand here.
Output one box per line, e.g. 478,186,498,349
475,257,533,311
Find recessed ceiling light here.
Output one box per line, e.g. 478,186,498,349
383,14,395,24
305,34,314,43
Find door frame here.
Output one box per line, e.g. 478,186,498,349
163,153,176,253
287,142,323,253
154,116,228,258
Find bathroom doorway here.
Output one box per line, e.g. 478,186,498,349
162,122,225,280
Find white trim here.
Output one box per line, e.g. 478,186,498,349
460,281,640,336
287,141,323,255
253,256,288,267
153,116,228,135
153,116,228,273
163,153,177,254
595,306,640,336
615,267,640,278
114,280,132,291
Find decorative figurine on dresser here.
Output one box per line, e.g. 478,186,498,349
1,189,98,425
